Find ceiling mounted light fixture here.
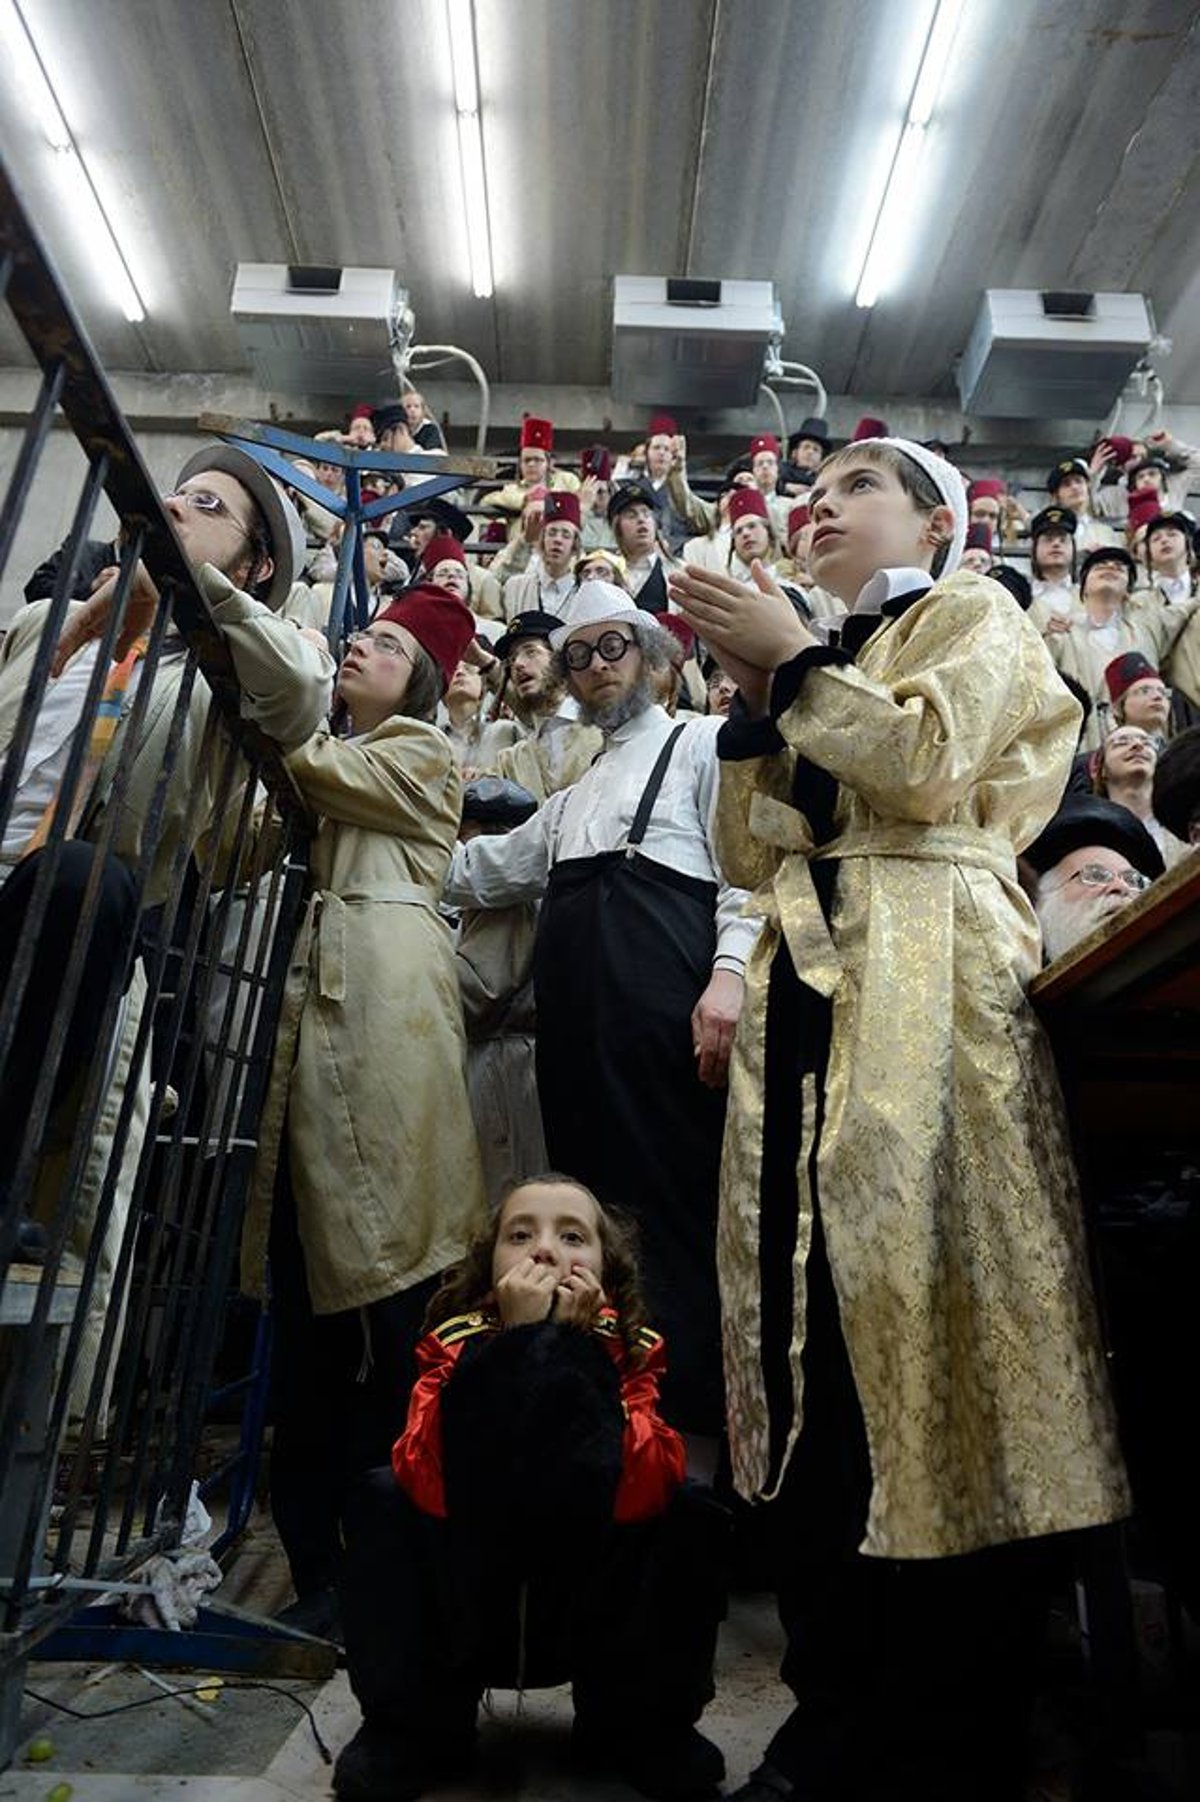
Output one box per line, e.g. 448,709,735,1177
854,0,964,311
446,0,494,301
2,0,148,323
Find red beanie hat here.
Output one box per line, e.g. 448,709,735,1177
542,491,581,530
787,502,811,539
479,519,509,545
749,433,780,459
967,477,1006,504
520,416,554,452
1101,433,1135,466
659,614,695,667
349,402,374,422
374,585,475,693
729,487,770,526
965,522,993,553
1127,490,1164,535
648,413,678,439
852,416,889,441
420,532,467,572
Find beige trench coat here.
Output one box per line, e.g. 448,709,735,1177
716,570,1130,1559
243,718,486,1315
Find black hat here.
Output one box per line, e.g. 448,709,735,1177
1047,457,1090,494
460,776,539,829
1030,505,1078,539
371,402,411,436
1079,545,1137,591
1152,725,1200,843
991,565,1032,611
787,416,831,455
607,478,662,525
1126,455,1171,485
493,610,563,661
396,495,473,542
1144,508,1195,549
1024,796,1164,881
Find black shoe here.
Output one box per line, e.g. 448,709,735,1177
275,1585,343,1646
574,1720,726,1800
332,1720,475,1802
726,1761,796,1801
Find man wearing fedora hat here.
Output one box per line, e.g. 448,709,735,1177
0,442,333,1269
482,611,602,803
1025,794,1164,964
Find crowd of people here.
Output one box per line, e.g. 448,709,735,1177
4,394,1200,1802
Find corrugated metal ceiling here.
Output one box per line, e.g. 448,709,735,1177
1,0,1198,403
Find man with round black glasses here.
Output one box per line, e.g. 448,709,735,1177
444,580,759,1455
1025,795,1164,964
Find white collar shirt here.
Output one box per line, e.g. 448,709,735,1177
445,702,758,972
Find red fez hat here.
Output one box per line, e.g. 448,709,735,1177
581,444,613,481
659,614,695,667
542,491,581,530
1101,434,1135,466
729,487,771,527
965,522,993,553
648,413,678,439
349,403,374,422
420,532,467,572
479,519,509,545
787,502,810,539
374,585,476,693
520,416,554,452
1127,489,1164,534
852,416,889,441
1104,650,1160,703
749,434,780,459
967,477,1006,504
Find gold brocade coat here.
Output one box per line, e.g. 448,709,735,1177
716,570,1130,1559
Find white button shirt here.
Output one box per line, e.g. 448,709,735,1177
445,703,759,972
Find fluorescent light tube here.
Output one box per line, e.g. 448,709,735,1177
854,0,964,310
4,0,147,321
446,0,494,300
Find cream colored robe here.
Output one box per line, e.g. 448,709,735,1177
244,718,486,1314
716,570,1129,1559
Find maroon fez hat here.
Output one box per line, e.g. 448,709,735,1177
374,585,476,693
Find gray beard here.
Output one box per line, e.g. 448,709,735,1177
578,676,655,734
1037,884,1131,963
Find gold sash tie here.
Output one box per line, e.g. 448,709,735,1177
746,792,1018,1000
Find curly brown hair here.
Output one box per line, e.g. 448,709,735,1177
424,1171,654,1364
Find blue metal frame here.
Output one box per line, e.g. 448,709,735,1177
197,415,496,649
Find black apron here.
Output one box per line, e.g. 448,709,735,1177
533,725,727,1434
634,559,669,615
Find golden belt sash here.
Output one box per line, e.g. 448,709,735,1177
745,793,1017,998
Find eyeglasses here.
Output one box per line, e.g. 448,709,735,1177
563,630,635,672
1060,863,1151,893
347,630,413,662
164,487,254,534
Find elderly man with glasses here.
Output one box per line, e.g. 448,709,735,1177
1025,795,1165,964
444,580,759,1460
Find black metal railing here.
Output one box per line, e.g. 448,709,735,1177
0,158,315,1753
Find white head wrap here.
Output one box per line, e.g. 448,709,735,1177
548,580,662,651
857,437,968,577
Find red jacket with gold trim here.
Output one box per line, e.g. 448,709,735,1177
392,1306,685,1524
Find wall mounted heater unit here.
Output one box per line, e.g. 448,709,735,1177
611,276,783,409
957,290,1154,419
230,264,413,397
